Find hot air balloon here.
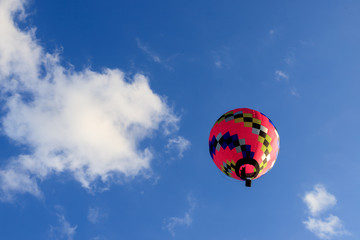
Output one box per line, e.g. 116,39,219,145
209,108,280,187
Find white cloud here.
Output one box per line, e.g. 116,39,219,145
88,207,106,224
90,237,103,240
275,70,298,97
0,0,187,200
212,47,230,69
166,212,192,237
303,184,336,216
275,70,289,81
269,29,275,37
136,38,161,63
302,184,349,239
0,168,42,202
304,215,348,240
290,88,299,97
284,52,296,66
50,210,77,240
214,60,222,68
136,38,178,70
164,194,196,236
166,136,191,158
88,207,100,224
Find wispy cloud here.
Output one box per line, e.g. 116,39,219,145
87,207,105,224
136,38,161,63
0,168,42,202
274,69,299,97
50,207,77,240
212,47,231,69
136,38,179,70
290,88,299,97
303,184,336,216
269,29,276,38
302,184,349,239
164,194,196,236
166,136,191,158
304,215,348,240
284,52,296,66
214,60,223,68
0,0,187,200
275,70,289,81
89,237,104,240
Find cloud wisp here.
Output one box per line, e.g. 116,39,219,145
166,136,191,158
269,29,276,38
290,88,299,97
302,184,349,239
274,69,300,97
303,184,336,216
275,70,289,82
87,207,106,224
136,38,179,70
50,207,77,240
136,38,161,63
304,215,348,240
212,47,231,69
0,0,188,201
88,207,100,224
164,194,196,236
284,52,296,66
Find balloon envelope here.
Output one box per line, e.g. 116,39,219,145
209,108,280,185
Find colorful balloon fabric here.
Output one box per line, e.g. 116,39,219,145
209,108,280,187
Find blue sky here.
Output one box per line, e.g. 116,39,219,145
0,0,360,239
